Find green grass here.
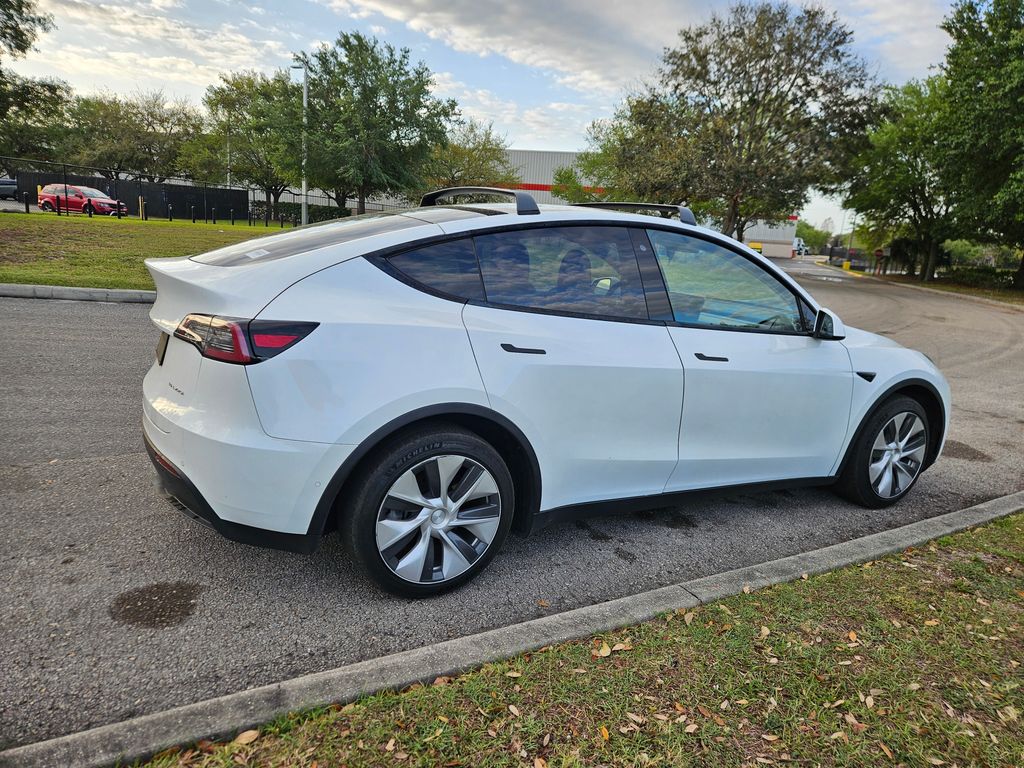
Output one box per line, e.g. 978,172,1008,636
0,213,283,290
881,275,1024,306
137,512,1024,768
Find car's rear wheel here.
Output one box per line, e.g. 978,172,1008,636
342,425,514,597
40,201,53,212
837,395,929,508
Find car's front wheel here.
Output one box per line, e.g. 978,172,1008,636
40,201,53,212
342,425,514,598
837,395,929,508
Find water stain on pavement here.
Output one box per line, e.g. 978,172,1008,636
942,440,992,462
575,520,612,541
614,547,637,563
109,582,204,629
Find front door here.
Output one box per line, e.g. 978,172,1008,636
641,228,854,490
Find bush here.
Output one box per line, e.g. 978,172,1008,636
940,265,1015,289
249,200,349,224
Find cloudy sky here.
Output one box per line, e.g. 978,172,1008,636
11,0,953,228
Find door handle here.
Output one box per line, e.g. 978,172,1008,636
501,343,546,355
694,352,729,362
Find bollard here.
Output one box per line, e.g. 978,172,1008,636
168,204,173,222
230,208,235,226
55,196,61,216
211,207,217,225
264,208,269,227
191,205,196,224
86,202,93,218
22,191,29,214
279,214,284,228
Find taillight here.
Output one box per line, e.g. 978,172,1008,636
248,320,319,360
173,314,317,364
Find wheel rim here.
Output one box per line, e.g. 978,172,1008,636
868,412,927,498
376,454,502,584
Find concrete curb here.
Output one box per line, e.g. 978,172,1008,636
811,262,1023,312
0,283,155,303
3,489,1022,768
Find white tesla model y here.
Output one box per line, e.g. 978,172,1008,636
142,188,950,597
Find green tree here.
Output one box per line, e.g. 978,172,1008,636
183,70,299,215
298,32,456,214
796,220,831,253
0,0,52,117
60,91,201,180
845,79,953,281
559,3,875,241
941,0,1024,288
0,75,68,172
417,119,520,198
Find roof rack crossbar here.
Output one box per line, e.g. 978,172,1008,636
572,201,697,226
420,187,540,215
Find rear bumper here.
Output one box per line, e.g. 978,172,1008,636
144,433,321,554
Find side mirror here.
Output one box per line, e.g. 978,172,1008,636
813,308,846,340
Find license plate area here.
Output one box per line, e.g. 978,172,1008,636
156,332,169,365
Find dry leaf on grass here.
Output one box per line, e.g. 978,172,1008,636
684,723,699,734
593,642,612,658
508,704,521,717
600,725,610,741
233,730,259,746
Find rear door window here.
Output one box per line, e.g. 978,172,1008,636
473,226,649,320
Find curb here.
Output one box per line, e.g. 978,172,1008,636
3,490,1022,768
0,283,155,303
811,262,1023,312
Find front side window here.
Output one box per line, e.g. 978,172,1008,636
474,226,648,320
387,238,484,300
647,229,804,333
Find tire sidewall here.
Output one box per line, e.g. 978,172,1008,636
344,427,515,598
847,395,929,507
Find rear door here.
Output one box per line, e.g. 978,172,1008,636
641,228,854,490
462,225,684,511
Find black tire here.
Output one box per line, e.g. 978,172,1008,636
341,424,515,598
836,395,929,508
40,201,53,212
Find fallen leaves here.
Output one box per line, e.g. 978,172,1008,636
232,730,259,746
508,704,521,717
600,725,610,741
592,642,611,658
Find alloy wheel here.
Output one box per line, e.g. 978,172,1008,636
868,412,927,498
375,454,502,584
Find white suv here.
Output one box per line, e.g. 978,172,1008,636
143,188,949,597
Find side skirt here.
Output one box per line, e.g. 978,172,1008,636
525,477,836,534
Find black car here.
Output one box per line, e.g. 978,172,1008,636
0,178,16,200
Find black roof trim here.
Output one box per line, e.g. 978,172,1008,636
572,201,697,226
420,186,540,215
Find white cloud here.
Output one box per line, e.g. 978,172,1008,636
836,0,949,81
431,71,591,149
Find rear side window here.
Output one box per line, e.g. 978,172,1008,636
387,238,484,300
473,226,649,320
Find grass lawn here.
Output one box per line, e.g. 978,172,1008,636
138,512,1024,768
0,213,282,290
880,275,1024,307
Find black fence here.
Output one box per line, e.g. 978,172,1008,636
1,155,410,222
14,170,248,220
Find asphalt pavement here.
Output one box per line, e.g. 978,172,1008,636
2,259,1022,748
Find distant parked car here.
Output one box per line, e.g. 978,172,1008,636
0,178,16,200
37,183,127,215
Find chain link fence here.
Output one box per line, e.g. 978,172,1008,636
0,156,407,223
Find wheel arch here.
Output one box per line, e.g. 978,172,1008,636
837,377,947,478
308,403,543,539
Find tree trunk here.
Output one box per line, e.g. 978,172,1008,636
1013,255,1024,290
332,188,349,216
921,238,938,282
720,196,740,238
357,187,367,215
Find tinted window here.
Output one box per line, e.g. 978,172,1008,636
647,229,803,332
474,227,648,320
387,239,484,300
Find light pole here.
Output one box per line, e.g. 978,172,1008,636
291,58,308,226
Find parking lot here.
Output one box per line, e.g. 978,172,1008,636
1,258,1022,749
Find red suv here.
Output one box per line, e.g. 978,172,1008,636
38,184,127,215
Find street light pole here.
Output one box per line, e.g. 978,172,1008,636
292,58,309,226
